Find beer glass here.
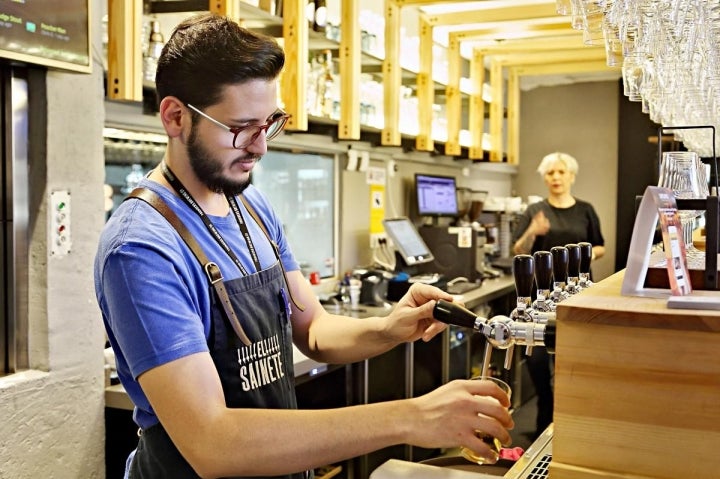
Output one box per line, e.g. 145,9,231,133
460,376,512,465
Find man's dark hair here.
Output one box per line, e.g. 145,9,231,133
155,13,285,109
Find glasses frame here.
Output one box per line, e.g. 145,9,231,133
186,103,290,149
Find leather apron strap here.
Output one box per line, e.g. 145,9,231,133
126,187,252,346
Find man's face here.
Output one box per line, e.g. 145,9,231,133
186,80,280,196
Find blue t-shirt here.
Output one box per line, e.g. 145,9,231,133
94,179,299,428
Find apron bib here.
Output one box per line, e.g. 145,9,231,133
126,188,309,479
131,263,308,479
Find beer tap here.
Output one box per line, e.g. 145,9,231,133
578,242,594,288
510,254,535,322
550,246,570,304
564,243,582,295
532,250,555,313
433,299,556,375
511,254,555,325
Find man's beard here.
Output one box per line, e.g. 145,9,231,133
187,124,260,196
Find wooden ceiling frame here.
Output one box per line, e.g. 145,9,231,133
406,1,620,164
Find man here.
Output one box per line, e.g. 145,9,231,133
95,13,513,479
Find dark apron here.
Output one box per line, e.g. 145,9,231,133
129,261,308,479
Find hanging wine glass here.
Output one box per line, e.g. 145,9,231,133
658,151,710,262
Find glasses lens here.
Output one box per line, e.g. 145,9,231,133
265,115,288,141
234,126,261,149
233,113,288,149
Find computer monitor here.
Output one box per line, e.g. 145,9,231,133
415,173,459,218
382,217,434,266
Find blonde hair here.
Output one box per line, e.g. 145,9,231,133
537,152,579,176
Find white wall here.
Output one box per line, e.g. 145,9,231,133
0,0,107,476
515,80,619,281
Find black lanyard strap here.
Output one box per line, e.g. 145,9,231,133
160,163,261,275
239,195,306,313
126,187,253,346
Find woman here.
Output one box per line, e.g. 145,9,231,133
511,152,605,437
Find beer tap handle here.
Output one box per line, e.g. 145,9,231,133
433,299,482,330
578,241,593,275
566,243,580,279
544,320,556,354
551,246,569,284
513,254,535,301
533,250,554,294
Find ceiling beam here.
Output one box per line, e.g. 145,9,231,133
457,35,592,54
447,17,577,42
512,60,620,76
423,3,560,26
393,0,500,6
492,48,608,66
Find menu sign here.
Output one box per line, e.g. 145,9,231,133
0,0,90,73
621,186,692,298
649,188,692,295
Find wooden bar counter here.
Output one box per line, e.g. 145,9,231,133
551,271,720,479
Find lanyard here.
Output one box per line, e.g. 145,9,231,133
161,163,262,276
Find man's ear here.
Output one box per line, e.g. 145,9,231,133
158,96,187,139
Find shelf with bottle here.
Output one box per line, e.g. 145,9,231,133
103,127,167,167
105,0,499,161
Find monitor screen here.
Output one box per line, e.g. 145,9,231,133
382,217,434,266
0,1,91,73
415,173,459,217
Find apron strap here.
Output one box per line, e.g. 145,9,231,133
126,187,252,346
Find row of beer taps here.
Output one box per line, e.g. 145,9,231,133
432,242,595,376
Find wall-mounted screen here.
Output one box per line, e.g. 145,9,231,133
0,1,91,73
415,173,458,217
382,217,434,266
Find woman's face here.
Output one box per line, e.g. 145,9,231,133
543,160,575,196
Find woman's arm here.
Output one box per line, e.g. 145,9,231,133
513,210,550,255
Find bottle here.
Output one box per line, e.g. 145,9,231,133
318,50,335,118
336,272,351,308
143,20,165,82
313,0,327,34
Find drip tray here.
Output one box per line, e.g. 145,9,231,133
419,456,515,476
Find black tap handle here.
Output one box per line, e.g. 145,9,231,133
551,246,569,283
578,242,593,274
544,320,556,354
533,251,553,291
566,243,580,277
433,299,479,330
513,254,535,298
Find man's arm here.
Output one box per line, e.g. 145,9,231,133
139,351,514,478
285,270,453,364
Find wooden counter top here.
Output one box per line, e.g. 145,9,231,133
556,270,720,332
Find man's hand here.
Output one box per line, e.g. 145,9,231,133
384,283,454,343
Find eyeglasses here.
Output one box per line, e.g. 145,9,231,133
186,103,290,149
